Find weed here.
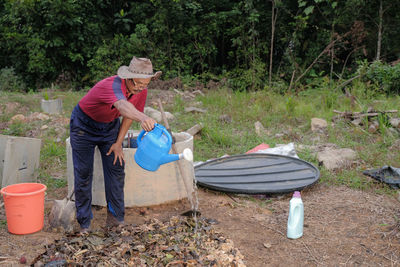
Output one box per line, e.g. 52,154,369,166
377,113,390,135
41,140,65,159
2,121,32,136
40,140,67,181
285,95,296,115
43,89,49,100
173,94,185,113
39,174,67,190
259,198,274,208
0,220,6,229
297,148,318,166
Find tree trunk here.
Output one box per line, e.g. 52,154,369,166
269,0,277,86
376,0,383,61
330,24,335,88
288,69,296,92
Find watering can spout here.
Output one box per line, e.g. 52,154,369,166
160,153,181,165
160,148,194,165
160,148,193,165
134,123,193,171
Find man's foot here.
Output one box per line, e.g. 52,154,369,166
106,212,124,228
79,227,90,236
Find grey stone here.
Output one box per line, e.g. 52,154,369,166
144,107,175,123
186,124,204,136
368,121,379,133
219,114,232,123
351,118,363,126
317,148,357,170
255,121,270,136
390,118,400,128
184,107,207,113
311,118,328,133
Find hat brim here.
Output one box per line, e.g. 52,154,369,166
117,66,162,80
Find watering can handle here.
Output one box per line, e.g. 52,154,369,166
137,123,167,147
162,125,173,146
137,129,146,146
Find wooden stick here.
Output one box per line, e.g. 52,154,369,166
333,110,398,120
335,74,361,90
301,240,320,264
158,100,170,129
157,99,195,209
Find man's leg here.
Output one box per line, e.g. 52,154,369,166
70,106,96,230
71,143,96,229
98,143,125,225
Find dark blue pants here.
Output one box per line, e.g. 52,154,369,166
70,105,125,229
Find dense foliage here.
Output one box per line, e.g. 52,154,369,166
0,0,399,91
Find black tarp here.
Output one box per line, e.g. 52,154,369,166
194,153,320,194
363,166,400,189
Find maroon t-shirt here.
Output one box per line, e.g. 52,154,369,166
79,75,147,123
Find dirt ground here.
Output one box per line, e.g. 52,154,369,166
0,183,399,266
1,85,399,266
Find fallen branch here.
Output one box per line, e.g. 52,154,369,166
173,89,184,96
225,193,239,203
166,260,185,267
335,74,361,90
359,243,397,264
262,224,285,237
295,32,350,84
333,109,398,120
342,254,353,265
301,240,320,264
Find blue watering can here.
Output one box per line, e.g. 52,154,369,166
134,123,193,172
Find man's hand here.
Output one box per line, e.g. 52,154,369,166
141,117,157,132
106,142,124,166
113,100,156,132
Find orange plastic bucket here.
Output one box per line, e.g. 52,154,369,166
1,183,47,234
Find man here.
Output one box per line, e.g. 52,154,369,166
70,57,160,234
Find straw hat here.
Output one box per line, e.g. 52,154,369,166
117,56,162,80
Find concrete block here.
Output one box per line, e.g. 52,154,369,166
0,135,41,187
67,131,194,207
41,98,63,114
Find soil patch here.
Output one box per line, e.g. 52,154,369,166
0,184,399,266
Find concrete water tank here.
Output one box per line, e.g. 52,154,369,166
66,130,194,207
41,99,63,114
0,135,41,187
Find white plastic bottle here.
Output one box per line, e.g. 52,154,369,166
287,191,304,239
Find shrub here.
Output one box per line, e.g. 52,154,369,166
0,67,26,92
227,59,267,91
364,61,400,94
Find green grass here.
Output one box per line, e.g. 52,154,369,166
0,220,7,229
40,176,68,189
166,84,399,196
0,82,399,197
1,121,33,136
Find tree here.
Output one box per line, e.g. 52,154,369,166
269,0,278,86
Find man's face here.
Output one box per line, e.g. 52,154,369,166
127,78,151,94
